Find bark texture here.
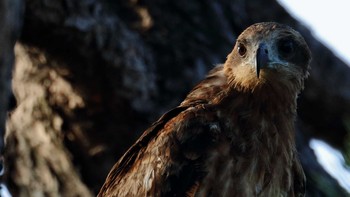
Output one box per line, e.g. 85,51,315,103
2,0,349,196
6,44,92,197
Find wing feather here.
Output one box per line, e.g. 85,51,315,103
98,106,189,196
98,103,222,196
98,66,226,197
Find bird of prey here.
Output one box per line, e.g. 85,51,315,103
98,22,311,197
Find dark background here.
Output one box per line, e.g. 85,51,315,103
0,0,349,196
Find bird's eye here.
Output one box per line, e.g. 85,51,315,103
237,43,247,57
278,39,295,59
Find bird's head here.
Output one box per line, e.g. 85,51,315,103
225,22,311,92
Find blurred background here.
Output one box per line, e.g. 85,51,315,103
0,0,349,196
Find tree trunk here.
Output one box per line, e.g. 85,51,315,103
3,0,349,196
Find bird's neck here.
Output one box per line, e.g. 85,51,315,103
215,79,300,195
220,84,298,127
223,65,303,119
212,68,302,158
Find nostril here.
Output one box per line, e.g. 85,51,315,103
264,49,268,54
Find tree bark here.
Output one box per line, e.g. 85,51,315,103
3,0,350,196
6,44,93,197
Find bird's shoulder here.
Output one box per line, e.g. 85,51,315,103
182,64,229,106
99,103,223,196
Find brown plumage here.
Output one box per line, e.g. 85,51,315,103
98,22,311,197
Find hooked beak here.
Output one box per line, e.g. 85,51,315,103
256,43,269,78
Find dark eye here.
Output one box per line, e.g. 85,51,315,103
237,43,247,57
278,39,295,59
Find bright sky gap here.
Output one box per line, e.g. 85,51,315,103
278,0,350,65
